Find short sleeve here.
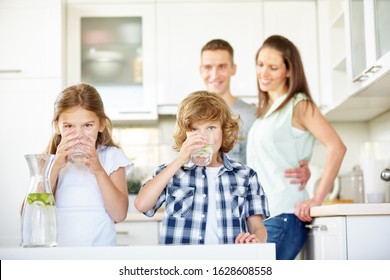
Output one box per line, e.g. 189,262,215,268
142,164,169,217
99,146,133,176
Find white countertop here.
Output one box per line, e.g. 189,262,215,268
124,212,163,222
310,203,390,217
0,243,275,260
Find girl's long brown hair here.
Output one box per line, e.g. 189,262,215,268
45,83,118,154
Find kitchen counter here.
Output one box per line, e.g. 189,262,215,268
310,203,390,217
124,212,163,222
306,203,390,259
0,243,275,260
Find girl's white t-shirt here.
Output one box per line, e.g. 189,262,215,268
55,145,132,246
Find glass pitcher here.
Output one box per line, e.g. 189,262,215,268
21,154,57,247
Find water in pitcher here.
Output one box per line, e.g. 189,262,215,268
21,154,58,247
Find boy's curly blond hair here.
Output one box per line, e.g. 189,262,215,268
173,90,239,153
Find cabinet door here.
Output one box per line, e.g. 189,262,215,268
67,3,157,121
318,0,390,122
0,0,62,79
0,79,62,246
115,221,159,246
374,0,390,60
305,217,347,260
348,0,366,79
346,215,390,259
156,1,263,109
262,0,320,106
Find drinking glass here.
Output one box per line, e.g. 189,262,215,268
68,129,89,164
191,130,214,166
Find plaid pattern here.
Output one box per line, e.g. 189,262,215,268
144,154,269,244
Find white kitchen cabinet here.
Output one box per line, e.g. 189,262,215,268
318,0,390,122
115,220,160,246
348,0,390,84
0,79,62,246
0,0,63,246
0,0,62,79
316,0,351,112
305,216,348,259
67,2,157,121
156,0,263,112
262,0,320,107
343,0,390,104
305,204,390,260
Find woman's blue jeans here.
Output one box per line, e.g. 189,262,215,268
264,213,309,260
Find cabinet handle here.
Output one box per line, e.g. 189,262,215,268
0,69,22,73
116,231,129,235
364,65,381,74
305,224,328,231
353,74,369,83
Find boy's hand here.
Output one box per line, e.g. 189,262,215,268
235,232,260,244
284,160,311,190
178,132,207,164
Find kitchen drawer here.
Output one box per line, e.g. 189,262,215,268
115,221,159,246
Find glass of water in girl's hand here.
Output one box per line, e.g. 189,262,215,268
68,129,89,165
191,130,214,166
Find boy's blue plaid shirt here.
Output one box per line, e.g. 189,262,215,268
144,154,270,244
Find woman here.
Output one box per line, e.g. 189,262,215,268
247,35,346,259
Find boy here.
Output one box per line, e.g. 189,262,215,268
135,91,269,244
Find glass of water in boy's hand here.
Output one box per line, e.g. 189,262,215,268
68,129,89,165
191,130,214,166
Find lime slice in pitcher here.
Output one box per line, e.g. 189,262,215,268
27,193,55,206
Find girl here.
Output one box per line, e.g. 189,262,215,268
45,83,132,246
247,35,346,259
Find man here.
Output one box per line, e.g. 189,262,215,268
199,39,310,187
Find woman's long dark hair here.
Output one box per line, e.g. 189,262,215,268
255,35,313,117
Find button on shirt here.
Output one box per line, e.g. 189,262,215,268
144,154,269,245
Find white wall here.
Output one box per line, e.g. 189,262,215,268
310,110,390,201
312,111,390,173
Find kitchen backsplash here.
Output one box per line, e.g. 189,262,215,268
112,115,177,183
311,110,390,173
112,110,390,193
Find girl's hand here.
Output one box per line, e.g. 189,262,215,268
295,198,321,222
235,232,260,244
76,132,104,175
54,129,80,168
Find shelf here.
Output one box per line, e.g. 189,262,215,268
325,69,390,122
